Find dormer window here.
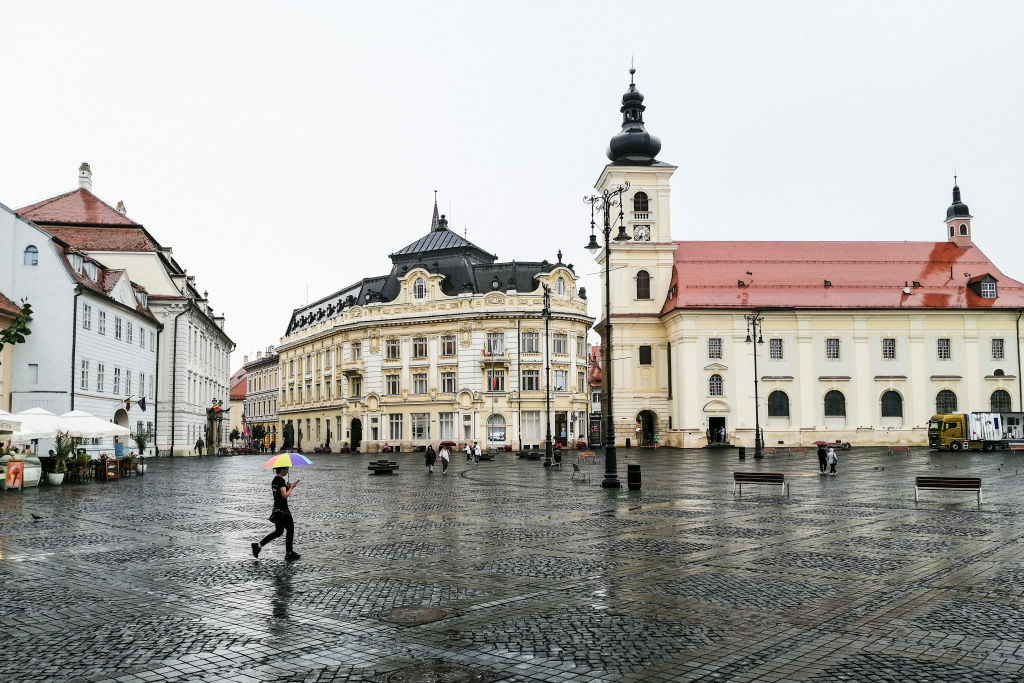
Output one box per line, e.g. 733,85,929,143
981,281,996,298
556,277,565,296
136,291,148,307
413,277,426,300
69,254,83,274
83,262,98,282
23,245,38,265
968,274,998,299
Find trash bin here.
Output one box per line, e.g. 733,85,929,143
738,446,746,459
627,463,641,490
625,437,631,448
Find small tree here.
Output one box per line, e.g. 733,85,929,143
131,430,150,456
251,424,267,448
0,300,32,353
52,431,76,474
229,427,241,446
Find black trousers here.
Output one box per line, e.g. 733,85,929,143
260,512,294,553
818,457,827,472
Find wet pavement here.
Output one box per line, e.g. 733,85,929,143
3,446,1024,682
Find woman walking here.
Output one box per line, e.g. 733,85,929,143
252,466,301,561
439,444,450,474
425,445,437,473
826,446,838,475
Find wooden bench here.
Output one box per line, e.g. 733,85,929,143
578,451,596,464
915,476,982,504
571,463,591,483
733,472,788,496
367,459,399,474
762,447,776,456
888,446,911,455
788,447,806,456
1010,445,1024,452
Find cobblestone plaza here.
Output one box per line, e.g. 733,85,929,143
3,448,1024,682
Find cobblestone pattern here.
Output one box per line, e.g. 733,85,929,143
5,446,1024,680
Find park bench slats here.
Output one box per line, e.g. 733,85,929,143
888,446,910,455
368,459,399,474
733,471,788,496
915,476,982,504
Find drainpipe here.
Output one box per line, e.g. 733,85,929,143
1017,310,1023,409
70,288,81,410
169,303,190,457
154,323,161,455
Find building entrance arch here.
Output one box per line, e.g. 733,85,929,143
113,408,129,455
351,418,362,452
637,410,657,446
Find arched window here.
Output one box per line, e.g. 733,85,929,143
556,277,565,296
936,389,957,414
486,414,506,442
413,277,426,299
960,224,968,235
949,226,955,238
635,270,651,300
23,245,38,266
633,191,649,213
824,390,846,417
767,391,789,417
991,389,1012,412
881,390,903,417
708,374,723,396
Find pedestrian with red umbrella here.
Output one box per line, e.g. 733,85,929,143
814,441,829,474
252,453,312,561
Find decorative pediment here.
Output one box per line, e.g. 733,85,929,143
484,293,506,306
704,363,728,372
702,400,730,414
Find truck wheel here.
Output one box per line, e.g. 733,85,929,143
984,442,996,452
951,441,962,451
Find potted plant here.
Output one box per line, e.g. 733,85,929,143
48,431,74,485
130,430,150,474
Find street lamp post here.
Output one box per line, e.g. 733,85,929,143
585,181,631,488
543,284,554,467
744,312,765,459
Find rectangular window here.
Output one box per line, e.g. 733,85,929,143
350,376,362,396
113,367,121,394
521,411,541,440
521,369,540,391
99,311,106,335
139,328,145,348
412,337,427,358
82,304,92,330
993,338,1005,360
554,370,568,391
388,414,403,440
139,372,145,397
413,372,427,394
149,331,155,351
440,335,456,356
147,421,153,436
982,281,997,298
769,338,783,360
439,412,454,440
639,345,652,365
96,363,104,392
411,413,429,440
577,370,586,393
441,371,456,393
486,332,504,355
351,341,361,360
386,374,400,395
486,369,505,392
125,371,132,397
576,336,586,357
385,338,400,359
553,333,567,355
882,338,896,360
708,338,722,359
825,338,840,360
27,363,38,384
521,331,540,353
126,322,133,345
81,360,90,390
937,338,951,360
115,316,123,340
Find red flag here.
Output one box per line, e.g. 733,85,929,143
125,398,132,411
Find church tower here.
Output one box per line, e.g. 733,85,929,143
594,68,678,319
945,179,973,247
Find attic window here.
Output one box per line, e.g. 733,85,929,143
83,262,98,282
556,277,565,295
23,245,38,266
981,281,997,298
136,291,148,307
413,277,426,299
69,254,83,274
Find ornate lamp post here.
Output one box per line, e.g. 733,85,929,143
585,182,631,488
542,284,554,467
744,313,765,459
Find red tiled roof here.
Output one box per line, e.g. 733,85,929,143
0,291,21,318
40,226,159,252
49,243,158,323
663,241,1024,313
18,188,139,226
229,377,247,401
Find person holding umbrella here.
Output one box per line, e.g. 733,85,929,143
252,452,312,561
815,441,828,473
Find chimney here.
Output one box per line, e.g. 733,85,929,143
78,162,93,192
256,351,262,359
243,355,249,364
115,200,126,215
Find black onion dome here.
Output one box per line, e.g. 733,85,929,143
946,184,972,220
607,68,661,164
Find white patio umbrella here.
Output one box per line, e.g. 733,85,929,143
11,407,65,442
0,409,22,436
59,410,132,438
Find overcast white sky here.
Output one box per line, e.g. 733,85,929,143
2,1,1022,366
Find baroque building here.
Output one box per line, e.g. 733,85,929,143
277,209,594,452
243,348,279,449
594,70,1024,448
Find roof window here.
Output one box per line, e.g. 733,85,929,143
69,253,83,274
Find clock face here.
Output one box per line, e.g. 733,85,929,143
634,225,651,241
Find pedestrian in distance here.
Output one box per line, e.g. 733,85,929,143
464,443,473,461
473,442,481,464
425,445,437,473
195,437,205,456
270,438,276,453
252,466,301,561
817,445,828,473
439,444,450,474
827,446,838,475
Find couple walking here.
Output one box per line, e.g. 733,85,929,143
817,445,838,475
425,444,451,474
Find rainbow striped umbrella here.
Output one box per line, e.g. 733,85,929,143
261,452,314,469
